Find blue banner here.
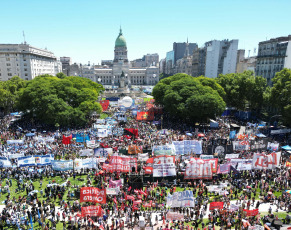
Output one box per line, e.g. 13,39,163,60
51,160,73,171
76,134,90,143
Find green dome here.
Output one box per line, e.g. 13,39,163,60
115,28,127,47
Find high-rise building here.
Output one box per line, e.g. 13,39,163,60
256,35,291,85
192,46,206,77
60,56,72,75
165,50,175,75
204,39,238,78
0,43,61,81
94,28,159,87
173,42,197,65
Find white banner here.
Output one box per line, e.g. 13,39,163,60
185,159,213,179
252,152,281,170
138,153,149,162
0,157,12,168
267,142,279,151
17,156,36,167
225,154,239,159
106,187,120,195
96,119,105,124
97,129,108,137
200,155,214,159
167,190,194,207
75,158,96,169
34,155,54,166
7,139,24,145
152,144,176,156
51,160,73,171
86,140,96,148
94,148,112,157
80,149,94,156
8,153,24,159
153,155,176,177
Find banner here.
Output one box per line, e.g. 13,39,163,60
81,206,103,217
250,139,268,151
217,163,231,174
233,141,250,151
200,155,214,160
106,187,120,195
225,154,239,159
243,209,259,217
62,135,72,145
152,144,176,156
7,139,24,145
207,144,233,155
96,119,105,124
109,179,122,188
166,212,184,221
80,187,106,203
75,158,96,170
252,152,281,170
76,134,90,143
191,158,218,173
229,130,236,139
185,158,213,179
267,142,280,151
8,153,24,159
172,140,202,155
108,156,137,173
86,140,96,148
209,202,224,210
18,156,36,167
34,155,54,166
0,157,12,168
229,159,252,170
136,111,154,121
286,162,291,167
167,190,194,207
153,155,176,177
128,145,142,154
51,160,73,171
138,153,149,162
229,204,240,212
100,100,110,111
94,148,112,157
79,149,94,156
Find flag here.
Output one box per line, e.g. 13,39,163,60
124,128,139,137
62,135,72,145
136,111,154,121
100,100,110,111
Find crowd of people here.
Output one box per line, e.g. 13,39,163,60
0,102,290,230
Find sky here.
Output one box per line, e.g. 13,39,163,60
1,0,290,64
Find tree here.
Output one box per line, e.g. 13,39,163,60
216,71,267,111
17,75,103,127
152,73,226,122
0,76,26,114
270,68,291,126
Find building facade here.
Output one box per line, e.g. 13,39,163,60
60,56,72,76
94,28,159,87
236,49,256,73
173,42,197,65
256,35,291,85
0,43,61,81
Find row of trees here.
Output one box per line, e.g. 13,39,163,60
154,69,291,126
0,74,104,127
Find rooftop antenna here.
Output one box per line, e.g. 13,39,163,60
253,48,257,56
23,31,26,44
248,50,251,58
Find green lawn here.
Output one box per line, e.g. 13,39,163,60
0,174,89,205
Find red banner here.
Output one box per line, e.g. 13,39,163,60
100,100,109,111
81,206,103,217
286,162,291,167
62,135,72,145
80,187,106,203
128,145,142,154
243,209,259,217
136,111,154,121
209,202,224,210
125,195,135,201
107,156,137,173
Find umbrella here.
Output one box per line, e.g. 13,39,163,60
282,145,291,151
26,133,35,137
285,190,291,194
246,185,251,189
256,133,266,138
198,133,205,137
186,133,192,136
268,191,273,195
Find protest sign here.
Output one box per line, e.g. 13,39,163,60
166,212,184,221
153,155,176,177
138,153,149,162
252,152,281,169
217,163,231,174
267,142,280,151
94,148,112,157
109,179,122,188
167,190,194,207
81,206,103,217
209,202,224,210
250,139,268,151
51,160,73,171
80,188,106,203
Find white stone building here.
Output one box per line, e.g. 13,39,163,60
0,43,61,81
94,28,159,87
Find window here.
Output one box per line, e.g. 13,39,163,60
7,68,11,71
24,68,27,71
24,63,27,66
25,73,28,76
8,73,12,76
6,58,10,61
6,63,11,66
5,54,9,57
